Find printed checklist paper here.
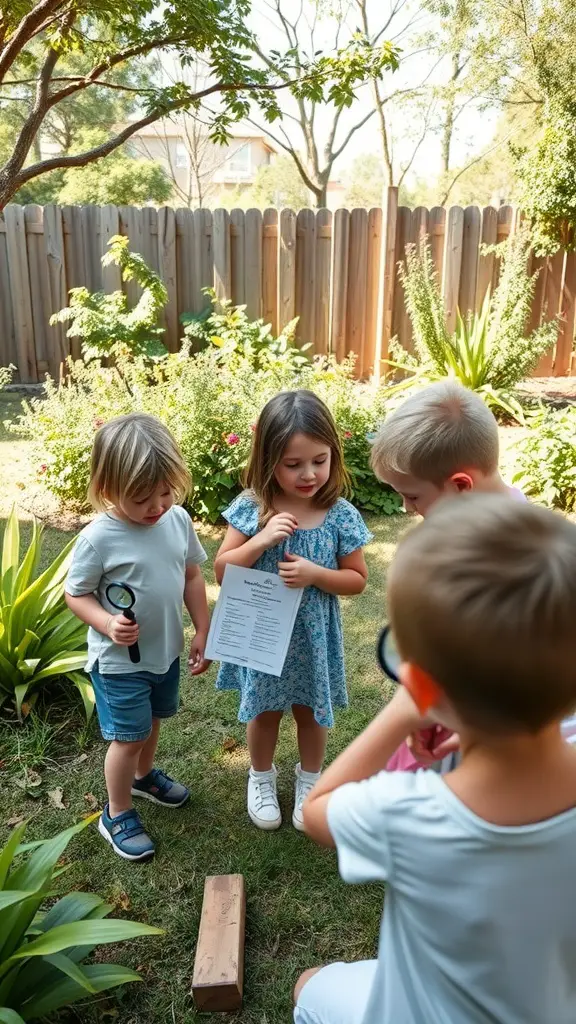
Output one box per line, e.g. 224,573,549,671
206,564,302,677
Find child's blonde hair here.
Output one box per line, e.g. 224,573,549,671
389,494,576,734
245,390,349,521
88,413,191,511
371,381,499,484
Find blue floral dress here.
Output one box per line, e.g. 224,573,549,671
216,494,373,727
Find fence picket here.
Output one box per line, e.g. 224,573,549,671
0,195,574,384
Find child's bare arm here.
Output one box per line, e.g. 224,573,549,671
278,548,368,595
65,591,138,646
184,564,211,675
303,688,423,847
214,514,297,583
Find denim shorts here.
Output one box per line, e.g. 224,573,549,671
90,659,180,742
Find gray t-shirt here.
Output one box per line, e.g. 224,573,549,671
328,769,576,1024
66,505,207,675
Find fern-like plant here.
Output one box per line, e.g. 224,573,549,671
390,227,558,420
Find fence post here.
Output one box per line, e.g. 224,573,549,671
278,208,296,332
5,204,37,382
373,186,398,381
442,205,464,334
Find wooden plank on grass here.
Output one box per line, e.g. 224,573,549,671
5,204,37,382
314,208,332,357
192,875,246,1012
442,205,464,334
278,208,296,332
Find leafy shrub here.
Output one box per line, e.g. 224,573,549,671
0,507,90,721
392,229,558,420
50,236,168,362
181,290,310,373
513,404,576,511
16,350,400,522
0,816,161,1021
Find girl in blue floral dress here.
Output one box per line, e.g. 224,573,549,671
215,390,372,832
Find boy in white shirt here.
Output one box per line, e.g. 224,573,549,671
296,494,576,1024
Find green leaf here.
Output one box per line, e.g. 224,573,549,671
0,821,27,889
39,892,106,932
0,1008,26,1024
2,919,163,972
42,953,96,993
0,891,38,911
69,674,95,721
1,507,19,604
20,963,143,1020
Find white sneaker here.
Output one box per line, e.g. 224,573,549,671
247,766,282,830
293,763,321,831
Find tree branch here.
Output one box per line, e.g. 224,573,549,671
0,0,66,84
332,107,376,161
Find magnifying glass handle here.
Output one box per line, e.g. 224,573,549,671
123,608,141,665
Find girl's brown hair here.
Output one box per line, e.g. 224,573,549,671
245,390,349,519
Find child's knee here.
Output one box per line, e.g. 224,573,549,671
294,967,323,1004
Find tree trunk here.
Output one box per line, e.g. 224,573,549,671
442,50,462,173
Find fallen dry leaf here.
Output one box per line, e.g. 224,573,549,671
15,769,42,790
84,792,99,810
47,787,66,810
114,891,131,912
222,736,239,752
6,815,25,828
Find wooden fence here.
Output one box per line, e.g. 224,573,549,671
0,188,575,383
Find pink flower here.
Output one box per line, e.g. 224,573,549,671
343,430,353,439
225,433,240,446
250,423,256,432
93,417,104,430
39,464,47,475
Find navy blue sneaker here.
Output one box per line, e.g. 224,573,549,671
131,767,189,808
98,804,155,861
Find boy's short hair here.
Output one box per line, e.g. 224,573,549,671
388,495,576,734
88,413,191,510
371,381,499,483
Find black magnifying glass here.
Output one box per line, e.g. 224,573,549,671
105,581,140,665
377,624,400,683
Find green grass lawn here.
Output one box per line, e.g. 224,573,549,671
0,393,406,1024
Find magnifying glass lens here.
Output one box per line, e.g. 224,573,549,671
378,627,401,682
107,584,134,610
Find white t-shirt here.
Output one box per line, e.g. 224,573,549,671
66,505,206,674
328,769,576,1024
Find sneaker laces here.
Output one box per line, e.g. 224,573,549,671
253,776,278,812
295,776,315,811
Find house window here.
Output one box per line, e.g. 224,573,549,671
227,144,251,177
175,143,189,168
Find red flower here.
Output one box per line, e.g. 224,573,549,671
343,430,353,439
225,433,240,446
39,463,47,475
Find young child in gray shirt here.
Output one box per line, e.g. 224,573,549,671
66,413,210,862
